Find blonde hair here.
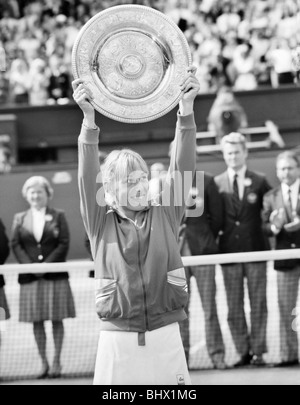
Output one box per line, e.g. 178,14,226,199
102,149,148,185
276,151,300,168
221,132,247,151
22,176,54,199
101,149,149,207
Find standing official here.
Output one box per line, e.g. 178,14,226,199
215,133,271,367
262,151,300,367
11,176,76,379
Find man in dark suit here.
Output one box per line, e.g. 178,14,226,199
180,172,226,370
215,132,271,367
262,151,300,367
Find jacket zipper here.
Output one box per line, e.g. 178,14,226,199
136,226,149,331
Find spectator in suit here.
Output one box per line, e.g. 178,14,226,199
0,218,10,348
262,151,300,367
11,176,76,379
215,132,271,367
180,172,226,370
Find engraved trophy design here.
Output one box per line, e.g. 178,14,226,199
72,5,192,123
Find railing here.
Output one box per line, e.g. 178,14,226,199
2,249,300,275
196,123,285,154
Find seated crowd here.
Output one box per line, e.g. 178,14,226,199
0,0,299,106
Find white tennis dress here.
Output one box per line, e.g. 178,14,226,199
93,322,191,385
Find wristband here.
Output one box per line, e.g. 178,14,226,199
83,120,98,130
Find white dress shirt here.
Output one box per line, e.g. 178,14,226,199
227,166,247,200
32,207,46,242
281,179,300,213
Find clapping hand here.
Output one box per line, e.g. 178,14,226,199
284,216,300,233
270,208,286,231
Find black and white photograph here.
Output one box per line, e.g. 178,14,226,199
0,0,300,388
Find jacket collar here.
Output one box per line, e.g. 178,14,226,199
277,180,300,218
227,165,247,184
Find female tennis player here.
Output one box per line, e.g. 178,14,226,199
73,67,200,385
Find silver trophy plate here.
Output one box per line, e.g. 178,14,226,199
72,5,192,123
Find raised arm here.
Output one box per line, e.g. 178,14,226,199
162,68,200,229
73,79,107,244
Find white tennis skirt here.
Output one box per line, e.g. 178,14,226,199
93,322,191,386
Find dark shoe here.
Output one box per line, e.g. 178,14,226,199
211,354,228,370
48,364,62,379
212,359,228,370
275,360,299,368
37,364,49,379
234,353,252,368
250,355,265,367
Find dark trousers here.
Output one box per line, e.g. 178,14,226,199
221,262,268,357
180,264,225,363
277,267,300,362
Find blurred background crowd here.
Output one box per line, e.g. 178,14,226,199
0,0,299,106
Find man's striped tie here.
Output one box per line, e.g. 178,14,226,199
286,188,294,221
